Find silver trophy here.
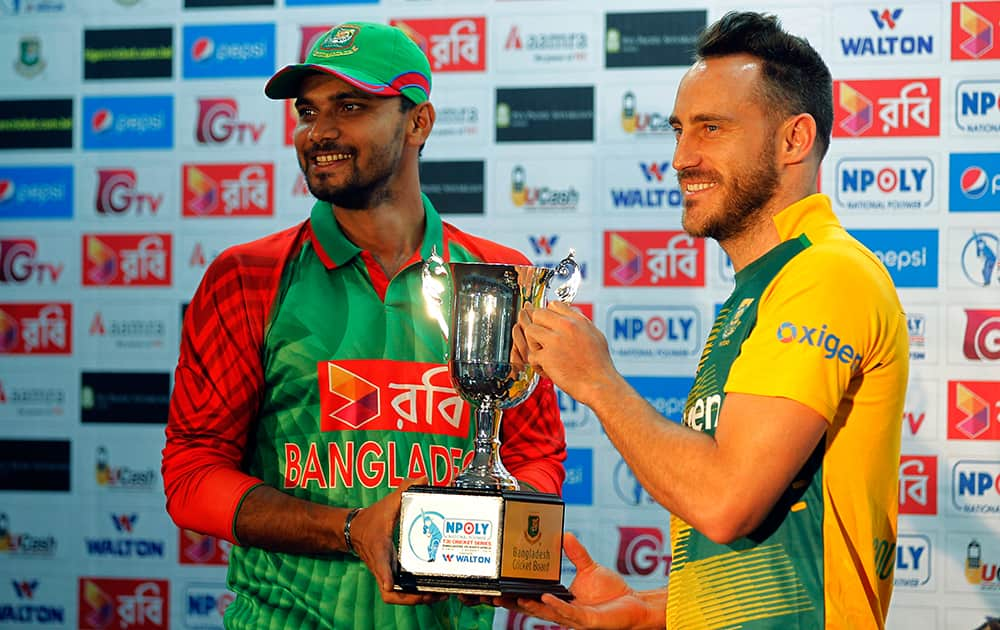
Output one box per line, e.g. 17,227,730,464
394,249,581,598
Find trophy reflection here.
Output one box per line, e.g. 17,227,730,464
393,249,581,598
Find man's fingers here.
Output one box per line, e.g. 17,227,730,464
563,532,596,572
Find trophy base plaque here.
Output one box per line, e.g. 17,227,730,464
394,486,571,600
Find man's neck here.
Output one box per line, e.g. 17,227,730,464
333,192,426,279
721,188,817,273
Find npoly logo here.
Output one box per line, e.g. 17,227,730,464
775,321,862,369
834,157,934,210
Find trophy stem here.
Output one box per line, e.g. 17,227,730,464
454,402,519,491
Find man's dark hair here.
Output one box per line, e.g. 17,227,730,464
695,11,833,159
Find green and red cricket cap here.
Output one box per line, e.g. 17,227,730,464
265,22,431,104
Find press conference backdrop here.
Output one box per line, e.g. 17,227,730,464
1,0,998,628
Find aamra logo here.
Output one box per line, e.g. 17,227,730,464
957,3,994,58
320,362,379,431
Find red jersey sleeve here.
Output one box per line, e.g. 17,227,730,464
162,224,305,543
500,378,567,495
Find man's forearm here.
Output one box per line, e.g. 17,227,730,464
234,485,353,554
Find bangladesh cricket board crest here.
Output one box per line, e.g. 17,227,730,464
14,36,45,78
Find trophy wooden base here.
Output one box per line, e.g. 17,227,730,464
393,486,571,600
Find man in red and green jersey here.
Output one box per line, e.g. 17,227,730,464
162,22,566,630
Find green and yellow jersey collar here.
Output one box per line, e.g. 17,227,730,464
771,193,840,244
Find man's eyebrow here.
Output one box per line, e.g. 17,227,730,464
669,113,737,126
294,90,377,108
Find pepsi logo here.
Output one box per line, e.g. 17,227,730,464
961,166,989,199
92,109,114,134
192,37,215,62
0,180,13,203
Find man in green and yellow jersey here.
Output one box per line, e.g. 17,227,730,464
508,11,908,630
162,22,566,630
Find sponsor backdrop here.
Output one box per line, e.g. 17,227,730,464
1,0,999,628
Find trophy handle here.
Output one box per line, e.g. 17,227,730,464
544,249,582,305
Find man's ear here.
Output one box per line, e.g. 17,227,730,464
408,102,435,147
780,113,817,166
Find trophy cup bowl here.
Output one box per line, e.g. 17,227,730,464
393,249,581,599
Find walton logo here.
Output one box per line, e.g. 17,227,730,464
529,235,558,256
775,321,863,369
871,8,902,29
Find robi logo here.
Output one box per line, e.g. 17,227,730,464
616,527,671,576
191,37,215,62
91,109,114,134
0,180,13,203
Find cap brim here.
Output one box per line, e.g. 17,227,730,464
264,63,403,100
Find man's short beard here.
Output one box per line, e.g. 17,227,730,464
686,142,780,242
307,172,394,210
